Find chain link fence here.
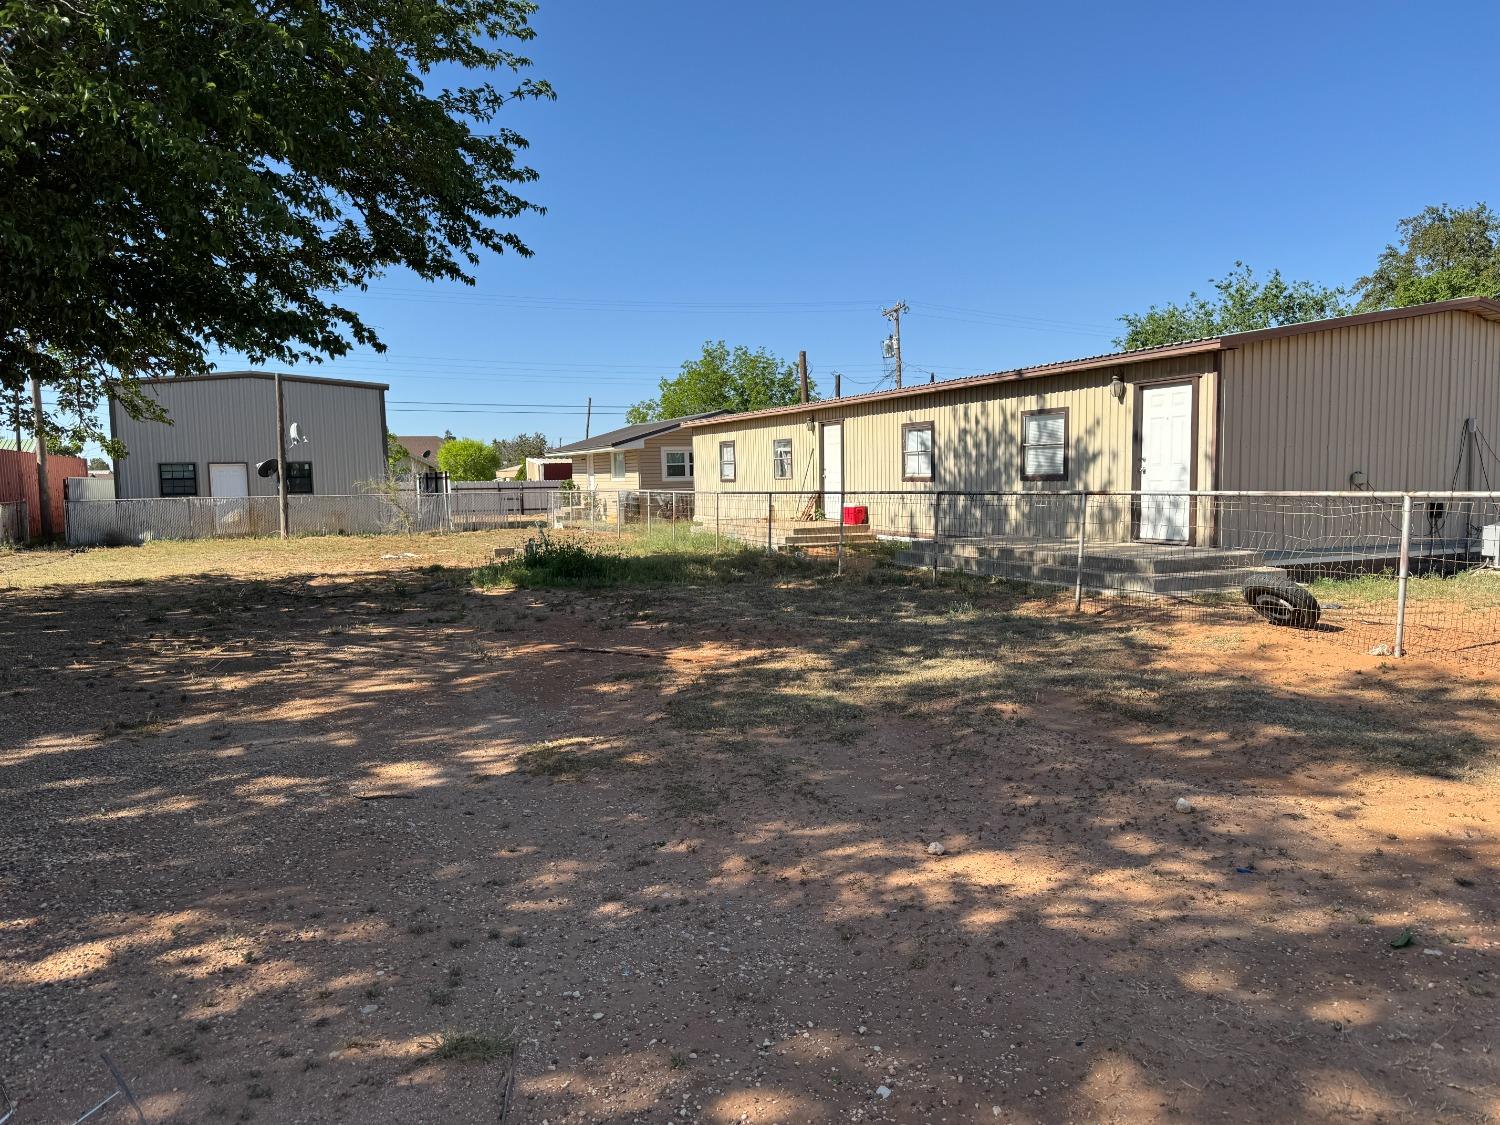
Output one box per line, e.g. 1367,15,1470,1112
0,500,27,546
63,489,559,546
547,488,1500,662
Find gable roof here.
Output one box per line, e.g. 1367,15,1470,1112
681,296,1500,430
550,411,727,454
394,435,446,468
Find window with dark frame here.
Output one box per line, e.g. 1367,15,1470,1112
158,462,198,497
663,448,692,479
1021,408,1068,481
718,441,736,482
772,438,792,480
286,461,314,494
901,422,934,482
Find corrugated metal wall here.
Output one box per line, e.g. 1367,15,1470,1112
1218,310,1500,491
689,353,1218,497
112,376,387,499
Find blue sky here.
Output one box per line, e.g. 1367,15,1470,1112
192,1,1500,451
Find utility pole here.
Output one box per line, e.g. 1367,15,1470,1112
30,376,52,540
798,351,809,404
882,301,907,389
274,372,289,539
833,371,842,399
584,396,592,441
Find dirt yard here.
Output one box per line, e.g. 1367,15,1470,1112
1,533,1497,1124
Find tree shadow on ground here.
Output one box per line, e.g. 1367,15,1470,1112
0,562,1496,1123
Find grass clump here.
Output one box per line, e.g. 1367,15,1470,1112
428,1028,518,1063
470,529,824,589
516,737,634,779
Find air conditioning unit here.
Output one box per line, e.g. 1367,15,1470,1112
1482,523,1500,567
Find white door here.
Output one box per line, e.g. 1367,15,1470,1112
821,422,843,517
208,462,250,534
586,453,596,490
1137,383,1194,542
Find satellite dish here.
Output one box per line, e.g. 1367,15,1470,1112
256,458,279,478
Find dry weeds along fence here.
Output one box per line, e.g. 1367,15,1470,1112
549,487,1500,662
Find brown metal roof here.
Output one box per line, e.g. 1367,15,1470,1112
681,297,1500,430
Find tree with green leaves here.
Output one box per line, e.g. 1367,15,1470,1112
1,0,552,448
1115,263,1351,351
627,342,807,424
1355,203,1500,310
490,431,550,466
386,432,409,473
437,437,500,481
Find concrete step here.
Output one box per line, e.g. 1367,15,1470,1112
939,539,1266,575
895,547,1283,597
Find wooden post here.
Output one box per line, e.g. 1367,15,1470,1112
274,372,289,539
29,376,52,540
798,351,809,404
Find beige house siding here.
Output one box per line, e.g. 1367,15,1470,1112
690,354,1217,496
573,436,695,493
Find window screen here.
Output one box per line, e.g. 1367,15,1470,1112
158,463,198,497
1022,410,1068,480
772,439,792,480
286,461,314,494
901,423,933,481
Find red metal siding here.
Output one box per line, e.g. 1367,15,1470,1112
0,448,88,539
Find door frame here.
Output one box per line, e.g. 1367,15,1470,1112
1130,377,1200,545
819,419,843,517
207,461,250,497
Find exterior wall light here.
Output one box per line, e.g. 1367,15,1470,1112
1110,375,1127,403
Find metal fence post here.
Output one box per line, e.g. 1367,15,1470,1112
616,491,623,539
646,492,652,536
672,491,678,544
837,490,846,576
715,492,722,553
1394,492,1413,657
766,492,774,556
931,491,942,584
1073,490,1089,611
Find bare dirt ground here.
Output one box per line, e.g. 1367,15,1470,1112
1,533,1497,1124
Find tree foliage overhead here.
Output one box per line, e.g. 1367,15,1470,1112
627,341,808,424
436,437,500,480
1355,203,1500,310
0,0,552,446
1114,263,1351,351
490,430,550,467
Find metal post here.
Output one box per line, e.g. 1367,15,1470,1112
767,492,773,556
931,491,942,583
837,490,846,576
715,492,722,553
616,491,623,539
672,491,678,544
1394,492,1413,657
1073,491,1089,612
646,491,652,536
274,371,289,539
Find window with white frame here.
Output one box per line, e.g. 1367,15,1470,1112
772,438,792,480
718,441,736,482
1021,408,1068,481
901,422,934,482
662,447,692,479
611,451,627,479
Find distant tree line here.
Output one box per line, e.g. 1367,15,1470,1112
1116,203,1500,349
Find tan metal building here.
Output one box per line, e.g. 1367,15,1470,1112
109,371,389,499
682,298,1500,544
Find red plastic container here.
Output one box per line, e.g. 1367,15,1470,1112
841,505,869,526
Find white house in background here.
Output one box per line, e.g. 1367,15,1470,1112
108,371,388,499
549,412,726,491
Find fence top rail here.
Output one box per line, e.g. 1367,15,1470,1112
562,488,1500,501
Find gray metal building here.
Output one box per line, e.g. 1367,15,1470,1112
109,371,389,500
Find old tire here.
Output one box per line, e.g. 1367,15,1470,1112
1242,575,1321,629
